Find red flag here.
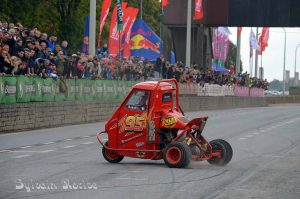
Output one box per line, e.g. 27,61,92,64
97,0,112,49
258,27,269,55
108,2,127,57
162,0,168,7
194,0,203,20
122,7,139,58
237,27,242,37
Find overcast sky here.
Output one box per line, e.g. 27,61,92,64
228,27,300,81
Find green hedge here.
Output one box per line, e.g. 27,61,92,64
0,76,138,104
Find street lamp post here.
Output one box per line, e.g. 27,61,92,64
185,0,192,67
89,0,96,56
295,44,300,86
282,28,286,95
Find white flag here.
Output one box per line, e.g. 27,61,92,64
217,27,232,35
249,29,260,51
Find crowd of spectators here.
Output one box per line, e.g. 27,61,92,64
0,21,268,90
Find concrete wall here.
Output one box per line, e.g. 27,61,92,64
266,96,300,104
0,96,269,133
0,100,121,133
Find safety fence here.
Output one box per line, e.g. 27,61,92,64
0,76,139,104
197,83,264,97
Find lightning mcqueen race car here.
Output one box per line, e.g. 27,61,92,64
97,79,232,168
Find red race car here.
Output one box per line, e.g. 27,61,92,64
97,79,232,168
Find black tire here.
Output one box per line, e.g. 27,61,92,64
163,142,192,168
102,141,124,163
207,139,233,166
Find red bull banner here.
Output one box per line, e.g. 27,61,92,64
194,0,203,20
108,2,127,57
123,7,139,58
130,19,162,61
97,0,112,48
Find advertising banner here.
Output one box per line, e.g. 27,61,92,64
0,76,4,103
55,79,66,102
2,76,17,103
17,76,32,102
108,2,127,56
103,80,115,100
75,79,84,100
249,88,265,97
97,0,112,48
83,79,94,100
130,19,162,61
42,78,55,101
66,79,76,101
0,76,140,104
31,77,43,101
234,86,250,97
123,7,139,58
94,80,104,100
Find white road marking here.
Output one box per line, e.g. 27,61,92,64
43,142,55,145
63,138,73,141
246,134,254,138
239,138,247,140
19,146,32,149
82,142,95,145
10,150,55,153
63,145,75,149
81,136,91,138
42,150,55,153
13,155,31,159
253,132,260,135
0,150,11,153
116,178,147,181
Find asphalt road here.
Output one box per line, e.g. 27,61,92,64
0,104,300,199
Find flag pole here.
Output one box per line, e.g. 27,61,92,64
160,1,164,79
236,28,241,74
119,30,121,60
254,27,259,78
140,0,143,19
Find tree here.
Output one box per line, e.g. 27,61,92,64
269,79,282,91
225,41,243,72
0,0,161,53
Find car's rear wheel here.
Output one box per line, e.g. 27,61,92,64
102,141,124,163
163,142,192,168
207,139,232,166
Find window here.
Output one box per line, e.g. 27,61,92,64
162,92,172,102
126,90,149,111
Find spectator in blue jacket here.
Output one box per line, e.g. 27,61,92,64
47,35,57,51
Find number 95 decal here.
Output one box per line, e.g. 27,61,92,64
125,115,146,132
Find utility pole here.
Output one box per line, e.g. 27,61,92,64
282,28,286,95
89,0,96,56
295,44,300,86
185,0,192,67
